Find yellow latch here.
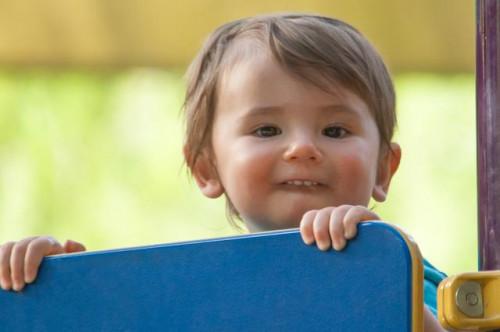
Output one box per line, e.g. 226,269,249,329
438,271,500,331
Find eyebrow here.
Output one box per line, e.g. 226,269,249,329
241,106,284,118
318,104,363,118
241,104,362,119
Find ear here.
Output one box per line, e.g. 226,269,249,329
187,148,224,199
372,142,401,202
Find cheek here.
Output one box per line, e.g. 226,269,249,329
336,147,379,192
218,142,276,197
220,144,276,219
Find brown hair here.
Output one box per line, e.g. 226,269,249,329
183,13,396,225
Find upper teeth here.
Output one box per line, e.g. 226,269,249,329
287,180,319,186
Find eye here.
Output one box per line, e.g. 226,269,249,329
253,126,282,137
322,126,349,138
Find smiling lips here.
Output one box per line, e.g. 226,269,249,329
282,180,324,187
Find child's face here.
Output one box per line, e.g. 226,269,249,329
194,52,399,231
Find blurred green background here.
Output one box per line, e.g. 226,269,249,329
0,1,476,276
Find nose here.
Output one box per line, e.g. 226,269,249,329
283,136,324,162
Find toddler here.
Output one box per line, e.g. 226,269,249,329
0,13,447,331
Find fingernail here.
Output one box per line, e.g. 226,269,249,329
1,279,11,291
318,243,330,251
13,282,24,292
333,239,345,251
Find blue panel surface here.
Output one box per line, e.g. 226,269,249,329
0,222,414,331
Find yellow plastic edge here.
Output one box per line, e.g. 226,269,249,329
382,222,424,332
438,271,500,331
438,276,455,330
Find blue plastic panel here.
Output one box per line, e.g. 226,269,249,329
0,222,414,331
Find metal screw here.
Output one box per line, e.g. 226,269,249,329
465,292,479,306
456,281,483,318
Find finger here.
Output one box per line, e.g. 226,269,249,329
343,206,380,240
0,242,15,290
10,237,37,291
329,205,352,251
313,209,333,251
24,237,63,284
63,240,86,253
300,210,317,245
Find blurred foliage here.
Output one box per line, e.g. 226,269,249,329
0,70,475,275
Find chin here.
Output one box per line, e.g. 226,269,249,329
245,215,300,232
271,211,310,229
288,202,325,218
274,218,302,229
244,201,331,231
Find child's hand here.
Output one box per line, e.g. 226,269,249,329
0,236,86,292
299,205,379,251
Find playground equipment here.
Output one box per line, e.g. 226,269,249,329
0,223,423,331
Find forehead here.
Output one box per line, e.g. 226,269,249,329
217,50,366,115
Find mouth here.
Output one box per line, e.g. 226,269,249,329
281,180,325,187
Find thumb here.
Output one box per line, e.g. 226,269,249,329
63,240,86,253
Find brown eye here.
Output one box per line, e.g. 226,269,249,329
254,126,282,137
323,126,348,138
